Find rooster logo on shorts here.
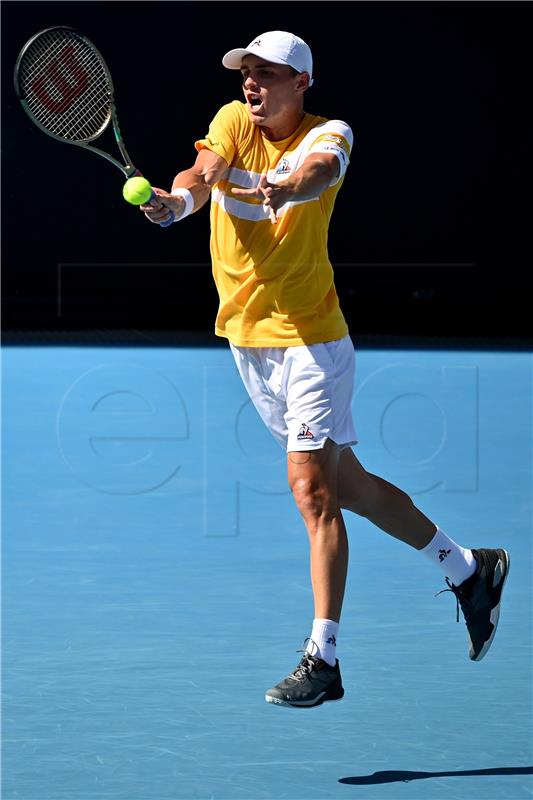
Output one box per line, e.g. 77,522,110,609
297,423,314,440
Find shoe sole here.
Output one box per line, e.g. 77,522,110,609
265,688,344,708
472,549,510,662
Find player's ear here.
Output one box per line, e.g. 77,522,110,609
295,72,311,93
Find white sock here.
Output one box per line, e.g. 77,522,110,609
421,526,477,585
306,618,339,667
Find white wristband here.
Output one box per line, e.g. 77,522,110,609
171,187,194,221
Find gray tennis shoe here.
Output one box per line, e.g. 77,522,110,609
265,652,344,708
437,547,510,661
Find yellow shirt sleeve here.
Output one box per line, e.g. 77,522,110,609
194,101,245,165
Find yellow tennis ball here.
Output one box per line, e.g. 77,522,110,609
122,176,152,205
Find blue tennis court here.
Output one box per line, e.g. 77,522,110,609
2,342,532,799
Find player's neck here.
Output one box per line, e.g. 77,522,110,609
260,109,305,142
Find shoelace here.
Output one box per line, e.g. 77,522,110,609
290,653,320,681
289,638,321,681
435,577,473,624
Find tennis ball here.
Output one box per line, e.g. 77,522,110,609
122,176,152,205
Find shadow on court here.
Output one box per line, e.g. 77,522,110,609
339,765,533,785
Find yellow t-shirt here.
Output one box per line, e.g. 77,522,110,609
195,100,353,347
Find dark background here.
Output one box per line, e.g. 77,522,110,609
2,1,532,345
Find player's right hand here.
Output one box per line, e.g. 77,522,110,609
140,187,184,225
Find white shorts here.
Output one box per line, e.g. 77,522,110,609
229,335,358,452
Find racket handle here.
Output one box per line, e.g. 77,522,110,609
149,191,175,228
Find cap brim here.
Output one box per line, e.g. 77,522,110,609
222,46,288,69
222,48,251,69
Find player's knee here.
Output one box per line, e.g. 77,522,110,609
290,476,337,522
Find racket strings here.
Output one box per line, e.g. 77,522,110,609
57,74,110,140
18,30,112,142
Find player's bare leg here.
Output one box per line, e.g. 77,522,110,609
288,438,348,622
337,447,436,549
337,447,510,661
265,439,347,707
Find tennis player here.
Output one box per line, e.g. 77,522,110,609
141,31,510,708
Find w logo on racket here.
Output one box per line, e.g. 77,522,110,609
31,44,88,114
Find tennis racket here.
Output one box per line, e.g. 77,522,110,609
14,25,174,226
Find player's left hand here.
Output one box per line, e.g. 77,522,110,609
231,174,286,223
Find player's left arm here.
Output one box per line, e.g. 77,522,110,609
230,153,339,213
273,152,340,204
232,115,353,217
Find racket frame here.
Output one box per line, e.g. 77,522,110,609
14,26,138,178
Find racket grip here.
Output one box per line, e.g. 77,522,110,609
149,191,174,228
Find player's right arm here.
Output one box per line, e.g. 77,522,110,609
141,148,229,225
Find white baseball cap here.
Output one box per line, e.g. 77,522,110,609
222,31,314,86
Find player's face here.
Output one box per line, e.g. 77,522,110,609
240,55,305,127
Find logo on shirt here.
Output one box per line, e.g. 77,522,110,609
324,134,343,145
316,133,350,155
323,145,347,162
297,423,314,440
275,158,291,175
